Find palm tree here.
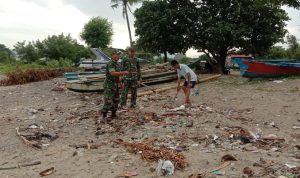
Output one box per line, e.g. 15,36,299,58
111,0,143,47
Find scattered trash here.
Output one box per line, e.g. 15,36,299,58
122,170,138,177
156,160,175,176
16,126,59,150
114,139,187,170
69,143,104,149
39,167,55,177
285,163,297,169
108,154,119,163
0,161,41,170
221,154,237,162
243,167,254,176
211,170,225,176
169,105,185,112
273,80,283,83
292,126,300,129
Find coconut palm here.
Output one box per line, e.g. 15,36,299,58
111,0,143,47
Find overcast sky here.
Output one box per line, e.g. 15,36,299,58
0,0,299,57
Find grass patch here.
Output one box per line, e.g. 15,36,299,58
0,59,73,74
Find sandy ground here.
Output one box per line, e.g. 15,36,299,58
0,75,299,178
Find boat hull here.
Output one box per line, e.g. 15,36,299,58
234,58,300,78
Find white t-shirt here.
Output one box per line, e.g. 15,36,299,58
176,64,197,81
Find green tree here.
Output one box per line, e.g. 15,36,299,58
36,33,91,64
134,0,187,62
111,0,144,47
14,41,39,62
264,46,287,59
168,0,299,73
287,34,299,51
0,44,12,63
80,17,113,48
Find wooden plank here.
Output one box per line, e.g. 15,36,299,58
136,74,221,97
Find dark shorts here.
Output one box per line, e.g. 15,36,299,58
183,81,196,88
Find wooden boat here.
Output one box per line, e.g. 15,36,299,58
233,58,300,78
65,59,199,92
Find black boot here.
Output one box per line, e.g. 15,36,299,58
111,110,117,118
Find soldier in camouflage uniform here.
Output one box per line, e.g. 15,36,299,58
120,47,142,108
101,50,129,120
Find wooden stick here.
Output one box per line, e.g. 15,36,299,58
69,144,103,149
15,128,41,149
0,161,41,170
137,74,221,97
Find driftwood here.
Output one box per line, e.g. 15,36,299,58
16,128,42,149
69,143,104,149
39,167,55,177
0,161,41,170
137,74,222,97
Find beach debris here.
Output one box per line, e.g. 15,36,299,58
16,126,59,150
67,110,99,122
243,167,254,176
273,80,283,83
39,167,55,177
69,143,104,149
114,139,187,170
292,126,300,129
169,105,185,112
221,154,237,162
0,161,41,170
156,159,174,176
285,163,297,169
189,161,232,178
123,170,138,177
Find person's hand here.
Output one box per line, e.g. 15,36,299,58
177,86,181,92
123,71,129,75
137,80,142,87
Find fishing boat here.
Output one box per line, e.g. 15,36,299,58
65,59,200,92
233,58,300,78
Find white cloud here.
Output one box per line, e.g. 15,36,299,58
0,0,89,47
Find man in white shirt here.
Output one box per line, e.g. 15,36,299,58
171,60,198,106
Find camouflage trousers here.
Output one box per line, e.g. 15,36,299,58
102,85,119,113
120,80,137,108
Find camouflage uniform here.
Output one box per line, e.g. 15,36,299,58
120,57,141,108
102,60,121,113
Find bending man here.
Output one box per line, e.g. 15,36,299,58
171,60,198,106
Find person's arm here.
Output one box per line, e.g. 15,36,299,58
111,71,129,77
107,62,128,77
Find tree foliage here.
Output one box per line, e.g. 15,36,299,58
36,33,91,63
80,17,113,48
0,44,13,63
135,0,299,73
170,0,293,73
134,0,187,62
14,34,91,63
14,41,39,63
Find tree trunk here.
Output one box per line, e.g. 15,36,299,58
124,3,133,47
163,51,168,63
212,52,227,74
